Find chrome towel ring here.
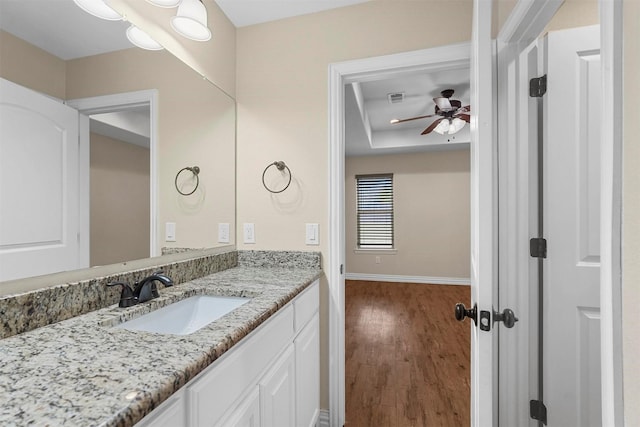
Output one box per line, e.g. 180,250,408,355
175,166,200,196
262,161,292,194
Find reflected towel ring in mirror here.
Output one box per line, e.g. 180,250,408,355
175,166,200,196
262,161,292,194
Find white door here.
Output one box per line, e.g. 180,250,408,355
543,25,601,426
0,78,84,281
470,0,498,425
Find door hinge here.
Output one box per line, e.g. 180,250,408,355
530,75,547,97
530,399,548,425
340,264,344,275
530,238,547,258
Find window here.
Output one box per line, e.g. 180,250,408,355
356,174,394,249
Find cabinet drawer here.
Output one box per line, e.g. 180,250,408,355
136,389,186,427
187,304,294,427
294,280,319,332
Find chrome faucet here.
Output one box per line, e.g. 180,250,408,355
107,271,174,307
133,271,174,304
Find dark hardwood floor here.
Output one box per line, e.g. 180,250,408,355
345,280,471,427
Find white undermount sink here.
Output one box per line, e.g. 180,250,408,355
114,295,250,335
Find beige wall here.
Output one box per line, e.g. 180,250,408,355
346,151,470,279
0,30,66,99
236,0,473,409
623,0,640,424
90,133,150,266
67,48,236,253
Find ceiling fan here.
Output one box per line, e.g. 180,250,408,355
390,89,470,135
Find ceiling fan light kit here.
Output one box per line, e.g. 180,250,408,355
74,0,212,50
390,88,470,137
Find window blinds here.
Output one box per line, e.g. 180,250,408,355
356,174,394,249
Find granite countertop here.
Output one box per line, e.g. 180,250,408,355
0,265,322,427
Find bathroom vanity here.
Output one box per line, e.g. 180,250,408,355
0,250,322,427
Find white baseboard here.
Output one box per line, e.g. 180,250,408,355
345,273,470,286
316,409,330,427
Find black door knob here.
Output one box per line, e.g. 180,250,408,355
494,308,519,328
454,303,477,325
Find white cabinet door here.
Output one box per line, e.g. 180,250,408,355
260,344,296,427
295,314,319,427
135,391,186,427
215,387,260,427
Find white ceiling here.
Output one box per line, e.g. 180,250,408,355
214,0,370,27
0,0,470,156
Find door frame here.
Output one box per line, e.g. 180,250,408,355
328,43,471,427
66,89,160,258
496,0,624,425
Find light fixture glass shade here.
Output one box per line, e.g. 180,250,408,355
448,117,466,134
433,119,450,135
170,0,212,41
126,25,164,51
73,0,122,21
146,0,182,7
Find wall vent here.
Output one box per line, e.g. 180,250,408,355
387,92,405,104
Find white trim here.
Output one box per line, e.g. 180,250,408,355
599,0,624,424
316,409,330,427
77,114,90,268
352,248,397,255
66,90,160,257
329,43,470,427
498,0,563,45
345,273,470,286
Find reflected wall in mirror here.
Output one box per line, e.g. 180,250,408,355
0,0,236,286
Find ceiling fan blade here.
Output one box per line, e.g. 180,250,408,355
458,105,471,113
457,113,470,123
421,118,443,135
433,97,452,111
390,114,437,124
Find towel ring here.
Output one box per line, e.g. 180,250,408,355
175,166,200,196
262,161,292,194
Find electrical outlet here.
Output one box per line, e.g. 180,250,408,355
375,256,381,264
165,222,176,242
243,223,255,244
218,223,230,243
305,223,319,245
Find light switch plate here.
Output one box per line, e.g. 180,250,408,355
305,223,319,245
218,223,230,243
165,222,176,242
243,223,255,244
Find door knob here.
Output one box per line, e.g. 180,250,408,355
494,308,518,328
454,303,477,325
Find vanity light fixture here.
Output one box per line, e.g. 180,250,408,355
433,117,466,135
72,0,122,21
74,0,212,50
146,0,182,7
170,0,212,42
126,25,164,51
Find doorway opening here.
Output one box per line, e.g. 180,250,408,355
67,89,159,262
328,43,472,427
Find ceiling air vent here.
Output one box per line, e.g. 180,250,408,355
387,92,405,104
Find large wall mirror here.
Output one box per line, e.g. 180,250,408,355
0,0,236,291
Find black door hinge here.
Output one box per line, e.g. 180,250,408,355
530,400,548,424
530,75,547,97
530,238,547,258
